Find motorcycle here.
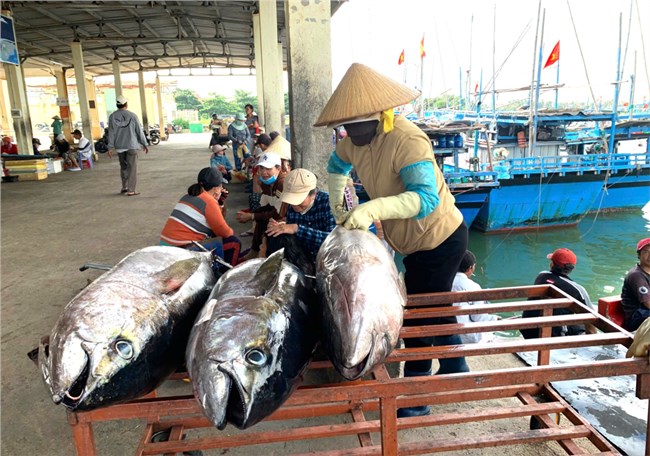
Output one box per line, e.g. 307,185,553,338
148,127,161,145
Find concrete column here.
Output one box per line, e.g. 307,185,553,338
284,0,333,177
112,59,123,97
3,62,32,154
53,67,72,141
0,80,9,136
85,77,101,140
252,14,265,126
138,70,149,131
155,75,166,140
278,42,285,135
258,2,283,135
71,41,93,143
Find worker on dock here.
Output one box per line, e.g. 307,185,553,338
315,63,469,418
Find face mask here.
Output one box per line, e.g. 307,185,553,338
260,174,277,185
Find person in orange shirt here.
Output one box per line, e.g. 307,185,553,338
160,167,241,271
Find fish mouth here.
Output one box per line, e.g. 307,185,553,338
338,336,375,381
218,365,248,429
59,355,90,409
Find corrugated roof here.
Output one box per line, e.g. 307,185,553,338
4,1,345,76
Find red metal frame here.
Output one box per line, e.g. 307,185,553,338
65,285,649,455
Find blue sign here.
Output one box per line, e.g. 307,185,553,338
1,15,20,65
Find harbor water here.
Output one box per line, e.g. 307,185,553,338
469,204,650,306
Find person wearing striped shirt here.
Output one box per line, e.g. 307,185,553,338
160,167,241,269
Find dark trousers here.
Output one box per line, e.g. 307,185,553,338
118,149,138,192
402,222,468,373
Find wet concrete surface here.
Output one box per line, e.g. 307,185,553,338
1,133,595,455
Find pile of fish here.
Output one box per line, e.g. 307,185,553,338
34,228,406,429
35,246,216,411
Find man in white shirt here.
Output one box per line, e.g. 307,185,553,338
72,129,93,161
452,250,500,343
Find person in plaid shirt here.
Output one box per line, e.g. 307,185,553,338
266,168,336,262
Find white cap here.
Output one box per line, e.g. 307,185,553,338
116,95,128,105
256,152,281,169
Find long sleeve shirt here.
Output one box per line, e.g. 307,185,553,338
210,154,232,171
107,108,148,151
160,192,233,246
285,190,336,260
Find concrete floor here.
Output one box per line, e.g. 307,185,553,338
1,133,595,455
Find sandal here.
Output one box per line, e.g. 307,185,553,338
126,191,140,196
120,189,128,194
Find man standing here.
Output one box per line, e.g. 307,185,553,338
622,238,650,331
51,115,63,137
107,95,149,196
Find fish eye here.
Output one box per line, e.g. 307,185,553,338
245,349,267,366
113,340,134,360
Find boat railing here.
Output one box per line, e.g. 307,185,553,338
488,152,650,177
445,170,500,190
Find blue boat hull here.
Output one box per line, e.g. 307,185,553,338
474,173,606,232
589,168,650,211
452,188,491,228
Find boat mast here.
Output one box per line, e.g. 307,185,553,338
608,13,623,155
492,3,497,115
527,0,542,158
529,7,545,159
629,52,636,120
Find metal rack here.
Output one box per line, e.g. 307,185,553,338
66,284,649,455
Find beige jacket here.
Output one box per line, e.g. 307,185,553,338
335,116,462,255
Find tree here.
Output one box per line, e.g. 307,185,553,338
200,95,238,118
232,90,258,112
174,89,203,111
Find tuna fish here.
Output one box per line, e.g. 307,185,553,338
37,246,216,411
186,249,318,430
316,226,405,380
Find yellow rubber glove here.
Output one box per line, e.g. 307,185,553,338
327,173,349,223
342,192,421,230
626,317,650,358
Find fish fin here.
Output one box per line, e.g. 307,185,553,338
253,249,285,294
155,257,203,294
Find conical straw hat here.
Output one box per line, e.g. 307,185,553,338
314,63,420,127
265,135,292,161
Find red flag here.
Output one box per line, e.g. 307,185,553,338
398,49,405,65
419,34,426,58
474,82,479,93
543,40,560,68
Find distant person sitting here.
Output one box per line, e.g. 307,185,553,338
266,168,336,264
235,152,284,260
52,134,81,171
210,144,232,183
451,250,500,344
32,138,42,155
521,248,592,339
72,129,93,166
1,136,18,155
160,167,241,271
621,238,650,332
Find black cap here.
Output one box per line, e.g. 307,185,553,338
255,133,272,147
197,167,222,190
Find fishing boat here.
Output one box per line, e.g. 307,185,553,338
459,110,650,232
